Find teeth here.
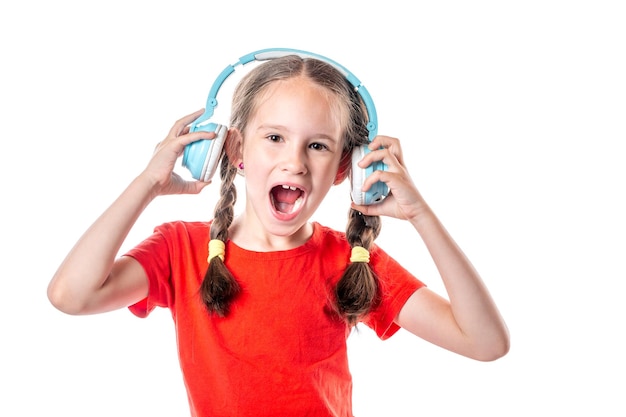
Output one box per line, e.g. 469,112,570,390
293,196,303,212
281,185,298,191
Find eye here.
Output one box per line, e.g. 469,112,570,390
309,142,329,152
267,134,282,143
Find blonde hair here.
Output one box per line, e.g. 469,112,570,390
200,55,381,325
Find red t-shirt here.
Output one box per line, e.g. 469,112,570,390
126,221,424,417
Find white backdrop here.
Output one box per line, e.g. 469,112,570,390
1,1,624,416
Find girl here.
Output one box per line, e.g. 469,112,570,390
48,53,509,416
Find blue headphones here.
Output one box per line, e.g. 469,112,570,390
182,48,388,205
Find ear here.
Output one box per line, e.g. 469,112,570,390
333,150,352,185
224,128,244,168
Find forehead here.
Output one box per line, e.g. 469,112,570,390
254,76,349,129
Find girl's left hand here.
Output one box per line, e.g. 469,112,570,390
351,135,426,221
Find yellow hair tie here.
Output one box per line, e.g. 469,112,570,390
350,246,370,263
208,239,225,262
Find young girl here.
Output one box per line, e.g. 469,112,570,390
48,52,509,416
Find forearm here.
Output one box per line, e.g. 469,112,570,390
410,205,509,353
48,174,156,313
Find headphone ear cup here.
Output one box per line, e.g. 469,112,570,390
350,146,367,205
182,123,228,182
350,145,389,205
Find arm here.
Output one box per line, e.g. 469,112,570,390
353,136,510,361
47,109,212,315
396,205,509,361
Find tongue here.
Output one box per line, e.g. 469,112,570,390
272,187,301,213
274,187,300,203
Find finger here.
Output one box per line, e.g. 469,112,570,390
369,135,404,165
350,192,394,216
185,178,212,195
357,146,384,168
360,168,386,193
154,130,218,162
368,135,392,150
168,109,206,138
160,114,217,153
357,147,399,176
179,129,219,147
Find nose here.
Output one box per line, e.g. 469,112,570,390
280,145,308,175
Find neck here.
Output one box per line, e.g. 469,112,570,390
228,215,314,252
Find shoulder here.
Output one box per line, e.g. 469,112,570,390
312,222,390,257
151,220,212,243
311,222,350,249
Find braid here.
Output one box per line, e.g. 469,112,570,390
329,59,383,326
199,156,241,316
335,208,382,326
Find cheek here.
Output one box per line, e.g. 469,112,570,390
242,160,269,191
315,157,343,186
333,151,351,184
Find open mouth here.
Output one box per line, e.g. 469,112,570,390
270,185,304,214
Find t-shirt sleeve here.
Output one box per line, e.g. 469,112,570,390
361,245,426,340
124,226,174,318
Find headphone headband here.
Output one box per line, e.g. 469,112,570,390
193,48,378,141
184,48,388,204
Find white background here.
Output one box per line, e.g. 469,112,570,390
1,1,625,416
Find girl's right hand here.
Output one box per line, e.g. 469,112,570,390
141,109,215,197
